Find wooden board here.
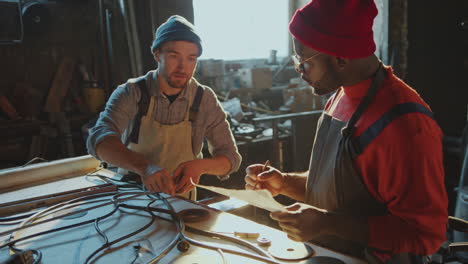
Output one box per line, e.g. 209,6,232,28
43,57,75,113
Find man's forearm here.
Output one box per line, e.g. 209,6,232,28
280,172,308,201
198,155,231,176
95,136,149,176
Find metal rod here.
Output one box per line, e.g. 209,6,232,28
272,119,279,168
252,110,322,123
98,0,110,97
119,0,137,77
127,0,143,76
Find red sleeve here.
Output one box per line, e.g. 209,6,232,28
356,114,448,256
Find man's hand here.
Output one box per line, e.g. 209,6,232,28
270,203,333,242
173,160,204,194
141,164,175,195
244,164,285,196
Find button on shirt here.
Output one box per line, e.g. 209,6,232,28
86,70,241,179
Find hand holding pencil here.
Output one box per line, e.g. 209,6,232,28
244,160,285,196
252,160,270,190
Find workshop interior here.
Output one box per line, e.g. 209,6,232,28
0,0,467,263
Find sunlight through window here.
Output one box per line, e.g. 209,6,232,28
193,0,289,60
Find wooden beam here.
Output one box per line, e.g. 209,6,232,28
43,57,75,113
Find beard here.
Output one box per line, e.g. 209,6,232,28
163,71,191,89
303,60,342,96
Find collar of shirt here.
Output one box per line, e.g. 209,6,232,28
342,65,394,99
342,78,373,99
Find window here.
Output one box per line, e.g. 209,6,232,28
193,0,289,60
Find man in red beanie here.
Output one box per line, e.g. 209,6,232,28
245,0,448,263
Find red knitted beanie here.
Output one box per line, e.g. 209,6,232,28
289,0,377,59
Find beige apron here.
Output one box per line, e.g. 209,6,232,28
120,87,201,200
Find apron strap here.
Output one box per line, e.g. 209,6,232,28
352,102,434,156
127,77,150,145
189,85,204,122
127,82,202,144
342,63,386,138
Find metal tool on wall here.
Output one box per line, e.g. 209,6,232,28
118,0,143,77
22,0,51,39
98,0,111,98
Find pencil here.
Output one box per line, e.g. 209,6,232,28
253,160,270,190
262,160,270,171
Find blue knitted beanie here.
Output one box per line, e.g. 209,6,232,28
151,15,202,56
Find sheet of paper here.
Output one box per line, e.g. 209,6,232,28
194,182,286,212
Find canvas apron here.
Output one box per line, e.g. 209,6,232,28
120,89,199,200
305,65,412,263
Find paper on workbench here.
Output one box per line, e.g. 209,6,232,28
194,182,286,212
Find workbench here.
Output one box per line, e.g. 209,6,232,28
0,155,367,264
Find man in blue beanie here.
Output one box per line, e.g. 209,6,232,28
87,15,241,199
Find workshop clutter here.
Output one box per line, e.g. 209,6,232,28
282,77,328,112
196,58,326,144
196,58,327,112
220,97,263,140
199,59,225,77
0,54,107,168
198,59,226,95
221,97,244,122
197,58,278,91
78,63,106,113
192,57,325,180
82,82,105,114
238,67,273,90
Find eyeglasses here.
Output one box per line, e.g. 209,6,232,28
291,52,322,73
